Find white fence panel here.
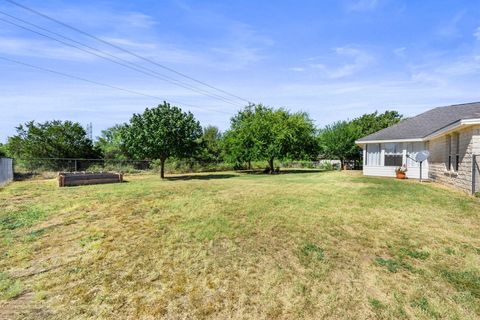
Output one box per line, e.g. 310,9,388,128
0,158,13,186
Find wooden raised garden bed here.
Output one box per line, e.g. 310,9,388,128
58,172,123,187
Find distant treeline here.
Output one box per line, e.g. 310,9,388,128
1,102,402,178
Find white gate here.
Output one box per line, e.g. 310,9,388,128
0,157,13,186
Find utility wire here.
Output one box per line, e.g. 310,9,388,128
0,56,231,115
5,0,252,104
0,11,244,107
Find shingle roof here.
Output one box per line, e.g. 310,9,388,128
357,102,480,142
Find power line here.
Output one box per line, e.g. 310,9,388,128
0,11,244,107
0,56,231,115
5,0,252,105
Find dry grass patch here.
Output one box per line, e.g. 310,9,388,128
0,171,480,319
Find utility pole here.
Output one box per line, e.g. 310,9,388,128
86,122,93,141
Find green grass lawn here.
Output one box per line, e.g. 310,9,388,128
1,170,480,319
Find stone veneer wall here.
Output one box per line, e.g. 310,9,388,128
428,125,480,194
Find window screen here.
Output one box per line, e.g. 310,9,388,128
366,143,380,166
384,143,403,167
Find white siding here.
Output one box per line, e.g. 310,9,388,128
363,165,428,179
362,142,429,179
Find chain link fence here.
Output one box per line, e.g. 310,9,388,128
12,158,340,179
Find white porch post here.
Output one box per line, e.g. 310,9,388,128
363,146,367,166
380,144,385,166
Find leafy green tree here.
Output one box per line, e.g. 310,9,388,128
95,124,128,159
196,126,223,162
318,110,403,168
222,105,257,169
7,120,98,160
318,121,361,167
122,102,202,178
0,143,6,157
224,104,318,172
352,110,403,137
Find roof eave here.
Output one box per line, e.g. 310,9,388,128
355,138,424,145
424,118,480,140
357,118,480,145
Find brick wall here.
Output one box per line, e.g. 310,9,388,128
428,125,480,193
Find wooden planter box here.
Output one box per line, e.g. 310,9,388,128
396,171,407,179
58,172,123,187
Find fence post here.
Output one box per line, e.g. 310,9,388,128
75,159,78,172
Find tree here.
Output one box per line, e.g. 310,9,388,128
318,110,402,168
222,105,257,169
7,120,98,160
351,110,403,137
318,121,361,167
224,104,318,172
0,143,6,157
121,102,202,178
95,124,128,159
197,126,222,162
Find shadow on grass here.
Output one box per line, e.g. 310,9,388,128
14,172,39,181
165,174,237,181
240,169,327,175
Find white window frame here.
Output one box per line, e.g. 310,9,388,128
383,143,403,167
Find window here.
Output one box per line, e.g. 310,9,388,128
365,143,380,166
384,143,403,167
447,133,460,172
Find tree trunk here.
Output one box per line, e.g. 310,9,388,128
269,157,274,174
248,160,251,170
160,157,166,179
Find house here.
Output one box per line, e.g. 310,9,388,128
356,103,480,194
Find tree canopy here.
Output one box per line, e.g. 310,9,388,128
351,110,403,137
318,110,403,166
223,104,318,172
121,101,202,178
318,121,361,165
7,120,98,160
95,124,128,159
196,126,223,162
0,143,6,157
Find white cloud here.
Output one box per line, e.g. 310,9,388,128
290,47,375,79
474,27,480,40
0,37,99,61
393,47,406,58
199,22,274,71
290,67,305,72
328,47,374,78
121,12,157,29
436,11,465,38
346,0,379,12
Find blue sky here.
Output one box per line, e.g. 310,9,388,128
1,0,480,142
